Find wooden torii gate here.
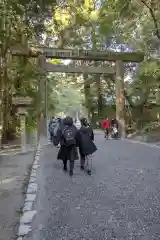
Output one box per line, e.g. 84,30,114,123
11,46,144,138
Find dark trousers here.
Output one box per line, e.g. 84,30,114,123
50,132,53,140
80,154,92,170
63,158,74,172
104,128,109,138
80,155,85,167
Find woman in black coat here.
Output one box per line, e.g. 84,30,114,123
56,116,79,176
76,118,97,175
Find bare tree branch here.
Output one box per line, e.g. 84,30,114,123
140,0,160,40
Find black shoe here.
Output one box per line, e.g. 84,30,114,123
69,170,73,176
80,166,84,170
63,165,67,171
87,170,91,175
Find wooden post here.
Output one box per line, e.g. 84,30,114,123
38,54,46,138
19,113,26,153
115,60,125,138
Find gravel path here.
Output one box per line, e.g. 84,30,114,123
25,135,160,240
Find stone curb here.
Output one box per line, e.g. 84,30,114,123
16,142,43,239
0,148,36,157
123,138,160,149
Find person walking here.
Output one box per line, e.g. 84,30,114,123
48,117,56,141
102,117,110,139
76,118,97,175
52,118,62,146
56,116,78,176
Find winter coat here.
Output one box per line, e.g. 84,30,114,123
49,120,56,133
56,117,79,161
53,122,60,136
111,119,118,128
102,119,110,129
49,121,60,146
76,125,97,156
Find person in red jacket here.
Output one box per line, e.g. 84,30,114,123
102,118,110,138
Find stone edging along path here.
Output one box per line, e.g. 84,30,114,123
16,142,43,240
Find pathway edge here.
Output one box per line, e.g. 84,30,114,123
123,138,160,149
16,141,44,239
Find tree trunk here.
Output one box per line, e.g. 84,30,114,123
132,105,145,129
1,83,16,143
95,74,103,118
1,53,17,144
83,74,94,119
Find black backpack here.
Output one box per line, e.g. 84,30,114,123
62,126,76,146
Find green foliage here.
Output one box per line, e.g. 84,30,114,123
1,0,160,143
47,73,83,117
141,121,160,134
0,0,58,144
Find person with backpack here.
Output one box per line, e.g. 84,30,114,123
56,116,78,176
76,118,97,175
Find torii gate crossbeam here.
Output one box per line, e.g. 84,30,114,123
11,46,144,138
45,63,115,74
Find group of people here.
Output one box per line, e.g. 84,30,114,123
102,118,119,139
48,117,62,145
49,116,97,176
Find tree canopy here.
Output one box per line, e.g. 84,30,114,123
0,0,160,145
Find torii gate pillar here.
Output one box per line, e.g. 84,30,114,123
115,60,125,138
38,54,47,138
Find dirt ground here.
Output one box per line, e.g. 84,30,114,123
0,151,35,240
